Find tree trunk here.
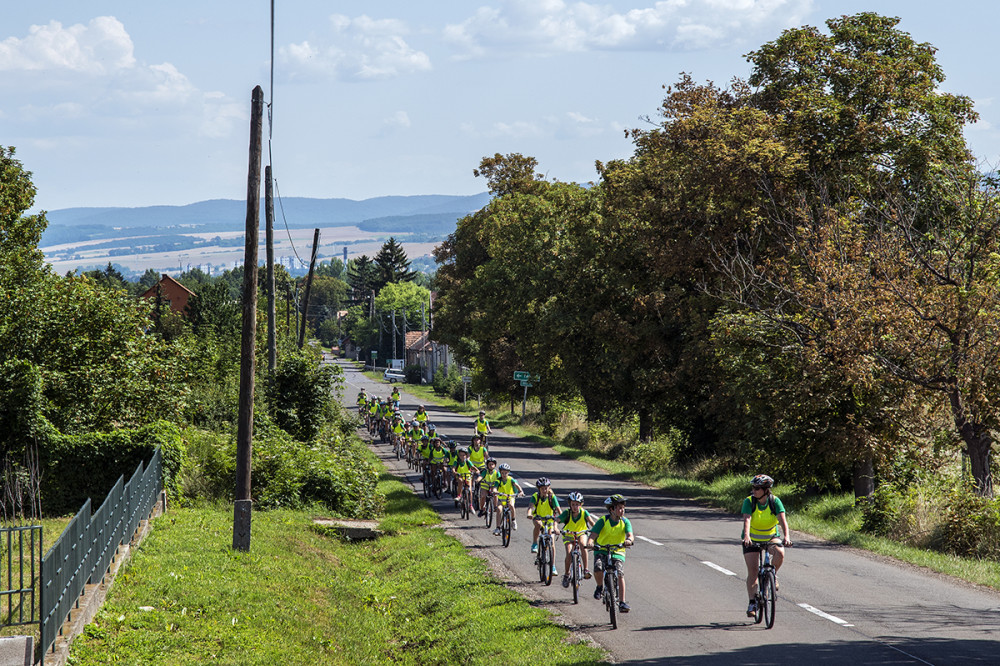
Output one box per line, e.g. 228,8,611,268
949,386,994,496
638,407,653,442
852,454,874,500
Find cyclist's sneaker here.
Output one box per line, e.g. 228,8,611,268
551,565,558,575
583,569,592,580
619,601,630,613
512,520,518,531
746,600,757,617
775,577,780,592
493,528,501,536
530,542,538,553
593,586,603,600
562,574,571,588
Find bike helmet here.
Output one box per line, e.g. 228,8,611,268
568,492,584,503
448,440,457,449
479,410,486,416
458,446,469,454
751,474,774,489
605,494,626,507
536,477,551,488
485,457,497,465
498,463,511,471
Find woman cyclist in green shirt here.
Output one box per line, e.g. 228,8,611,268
741,474,792,617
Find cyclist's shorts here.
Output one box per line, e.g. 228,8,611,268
561,530,588,545
594,554,624,572
742,538,781,555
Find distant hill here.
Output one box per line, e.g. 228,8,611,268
41,193,491,246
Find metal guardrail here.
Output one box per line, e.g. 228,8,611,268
39,448,163,659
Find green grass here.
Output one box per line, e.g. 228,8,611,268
67,472,604,665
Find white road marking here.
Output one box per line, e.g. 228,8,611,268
798,603,854,627
637,535,663,546
701,561,738,576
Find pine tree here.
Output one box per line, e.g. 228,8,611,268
374,237,415,291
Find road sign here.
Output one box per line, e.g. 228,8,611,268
519,380,533,387
462,376,472,384
513,371,530,381
371,350,378,358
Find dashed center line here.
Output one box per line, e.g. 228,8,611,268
701,561,738,576
637,535,663,546
798,603,854,627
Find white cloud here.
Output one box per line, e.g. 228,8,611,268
383,110,412,129
0,17,245,140
0,17,135,74
280,14,432,81
463,111,610,140
444,0,813,56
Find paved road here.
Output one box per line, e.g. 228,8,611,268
336,360,1000,664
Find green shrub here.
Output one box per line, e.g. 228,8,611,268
267,353,340,441
178,426,384,518
622,428,687,472
940,485,1000,559
403,364,422,384
39,421,185,516
432,364,461,397
858,482,919,540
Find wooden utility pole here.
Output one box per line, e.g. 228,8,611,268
265,165,277,372
297,228,320,348
234,85,263,552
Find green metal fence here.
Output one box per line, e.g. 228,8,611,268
39,448,163,659
0,525,42,631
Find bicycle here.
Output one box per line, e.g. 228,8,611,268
564,529,588,604
754,542,780,629
535,517,557,586
484,488,496,528
456,472,476,520
497,492,518,547
430,463,445,499
593,543,628,629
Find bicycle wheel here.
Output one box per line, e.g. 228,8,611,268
571,549,581,604
543,539,554,586
537,544,547,583
762,571,776,629
461,488,471,519
606,568,618,629
754,589,764,624
501,511,511,547
422,470,429,498
485,500,494,528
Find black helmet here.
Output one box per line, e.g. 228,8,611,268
751,474,774,489
536,477,551,488
605,494,626,507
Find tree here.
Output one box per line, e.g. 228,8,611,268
473,152,545,197
316,258,345,280
345,255,379,301
373,237,416,291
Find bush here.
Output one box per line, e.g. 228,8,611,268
404,364,422,384
178,425,384,518
39,421,185,516
858,482,920,541
267,353,340,441
432,364,461,397
940,485,1000,559
622,428,687,472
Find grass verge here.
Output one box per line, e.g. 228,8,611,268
67,472,604,665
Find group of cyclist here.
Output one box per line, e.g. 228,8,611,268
356,387,791,621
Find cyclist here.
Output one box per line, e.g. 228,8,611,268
414,405,429,426
742,474,792,618
479,457,500,517
468,435,489,470
356,388,367,411
390,386,400,409
558,492,597,587
492,463,524,537
588,494,634,613
474,410,492,444
367,397,379,435
391,414,406,449
528,478,561,560
453,447,480,507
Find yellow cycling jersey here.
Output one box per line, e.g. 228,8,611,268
468,445,487,467
496,475,518,497
531,492,559,518
414,411,428,423
454,460,476,478
392,423,405,435
429,446,449,463
591,516,633,559
482,470,500,489
475,417,489,434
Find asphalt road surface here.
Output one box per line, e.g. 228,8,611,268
336,359,1000,665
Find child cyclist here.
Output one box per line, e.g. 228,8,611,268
468,435,489,470
558,492,597,587
527,478,561,558
492,463,525,536
452,447,480,507
589,494,634,613
479,457,500,518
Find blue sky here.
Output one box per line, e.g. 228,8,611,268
4,1,999,212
